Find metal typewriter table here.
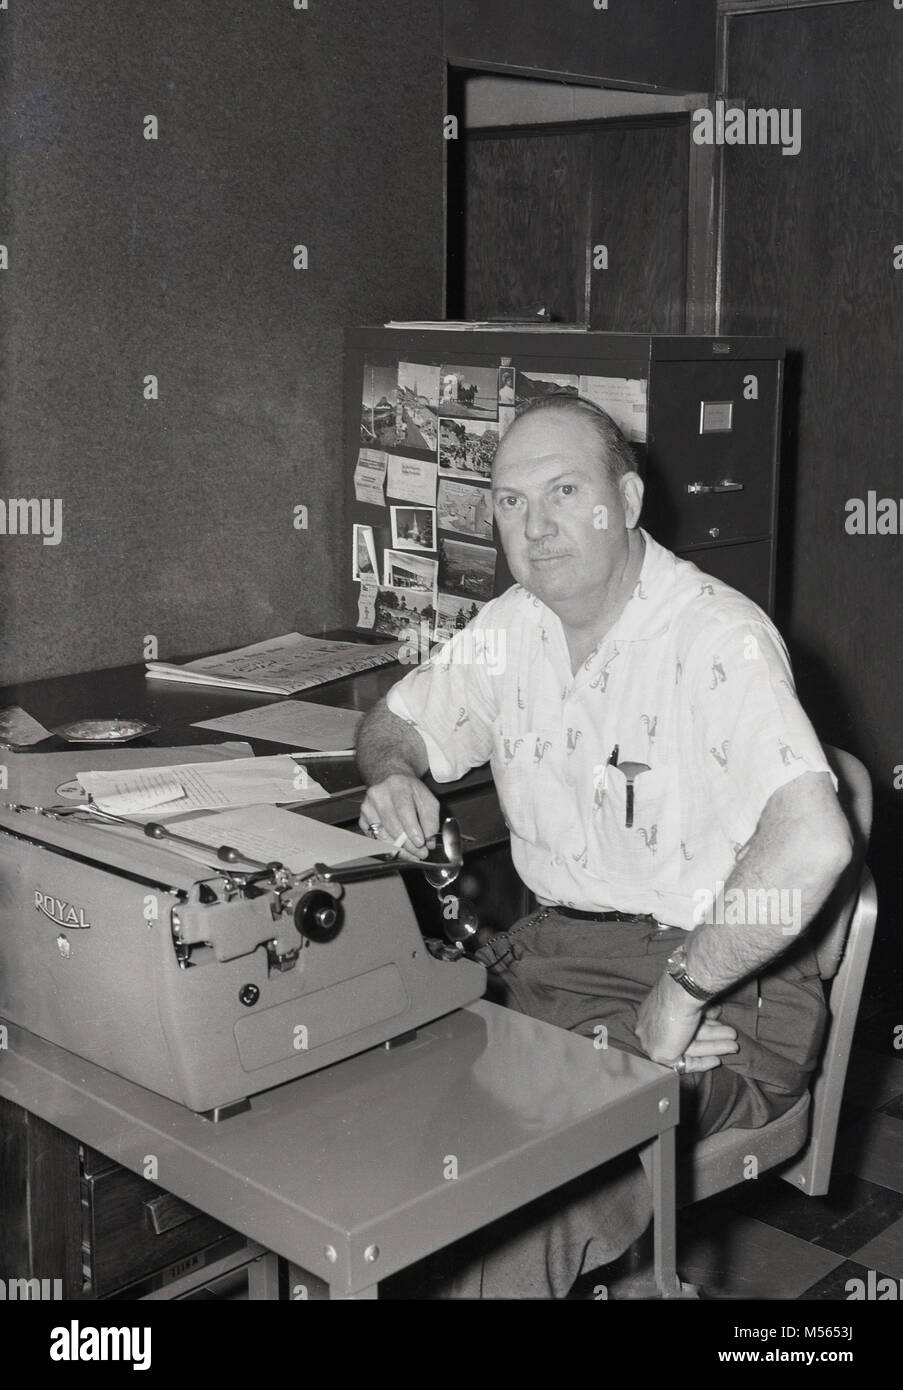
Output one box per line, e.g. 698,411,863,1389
0,1002,679,1300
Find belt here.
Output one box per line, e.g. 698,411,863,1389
551,906,658,924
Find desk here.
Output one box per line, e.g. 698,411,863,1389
0,1006,679,1299
0,647,517,891
0,654,678,1298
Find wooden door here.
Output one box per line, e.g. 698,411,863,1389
451,119,689,331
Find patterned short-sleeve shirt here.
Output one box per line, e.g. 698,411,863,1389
386,530,834,930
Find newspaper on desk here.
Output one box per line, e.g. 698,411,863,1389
145,632,401,695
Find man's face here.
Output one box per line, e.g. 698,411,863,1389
491,410,642,615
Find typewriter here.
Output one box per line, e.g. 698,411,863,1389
0,749,485,1118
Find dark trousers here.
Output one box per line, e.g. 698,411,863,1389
432,909,826,1298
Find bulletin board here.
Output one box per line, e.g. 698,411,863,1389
343,327,653,645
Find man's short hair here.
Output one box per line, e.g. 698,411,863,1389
510,393,637,483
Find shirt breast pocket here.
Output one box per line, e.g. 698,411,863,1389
492,728,560,845
587,763,674,874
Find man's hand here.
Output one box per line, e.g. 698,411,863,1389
635,975,739,1074
359,774,441,861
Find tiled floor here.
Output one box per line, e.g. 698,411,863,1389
668,1006,903,1300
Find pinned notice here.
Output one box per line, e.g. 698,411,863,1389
354,448,388,507
578,375,648,443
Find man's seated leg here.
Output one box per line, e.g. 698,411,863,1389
432,909,826,1299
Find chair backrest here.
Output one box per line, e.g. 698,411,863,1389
779,746,877,1194
810,747,873,981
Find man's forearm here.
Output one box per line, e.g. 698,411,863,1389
356,698,430,784
685,800,853,996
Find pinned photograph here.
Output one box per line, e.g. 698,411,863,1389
438,537,497,602
437,478,494,541
396,362,440,452
390,505,436,551
498,365,516,407
438,417,499,481
515,371,579,405
382,549,438,596
360,364,399,447
374,585,436,639
438,364,499,420
433,592,486,642
352,523,378,583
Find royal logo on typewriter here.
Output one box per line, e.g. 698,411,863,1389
34,890,92,930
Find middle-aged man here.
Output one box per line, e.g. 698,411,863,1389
356,394,853,1298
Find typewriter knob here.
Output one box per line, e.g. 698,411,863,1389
294,889,344,944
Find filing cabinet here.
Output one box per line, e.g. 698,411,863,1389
345,329,784,618
642,338,783,613
80,1145,242,1299
0,1097,249,1299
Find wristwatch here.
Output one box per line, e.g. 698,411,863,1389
666,943,715,1002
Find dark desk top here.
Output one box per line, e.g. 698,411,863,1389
0,635,497,824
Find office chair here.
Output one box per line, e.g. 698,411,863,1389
676,746,877,1207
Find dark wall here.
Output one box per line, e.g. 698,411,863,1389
0,0,445,683
446,0,717,92
720,1,903,997
454,119,688,329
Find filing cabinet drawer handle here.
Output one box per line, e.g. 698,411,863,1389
143,1192,198,1235
686,480,745,495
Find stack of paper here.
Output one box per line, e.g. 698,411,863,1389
79,755,326,817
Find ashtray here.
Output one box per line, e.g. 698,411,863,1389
51,718,160,745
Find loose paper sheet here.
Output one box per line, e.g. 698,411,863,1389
193,699,363,750
0,705,52,747
176,804,398,871
80,755,326,817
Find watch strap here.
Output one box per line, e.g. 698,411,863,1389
667,946,715,1002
